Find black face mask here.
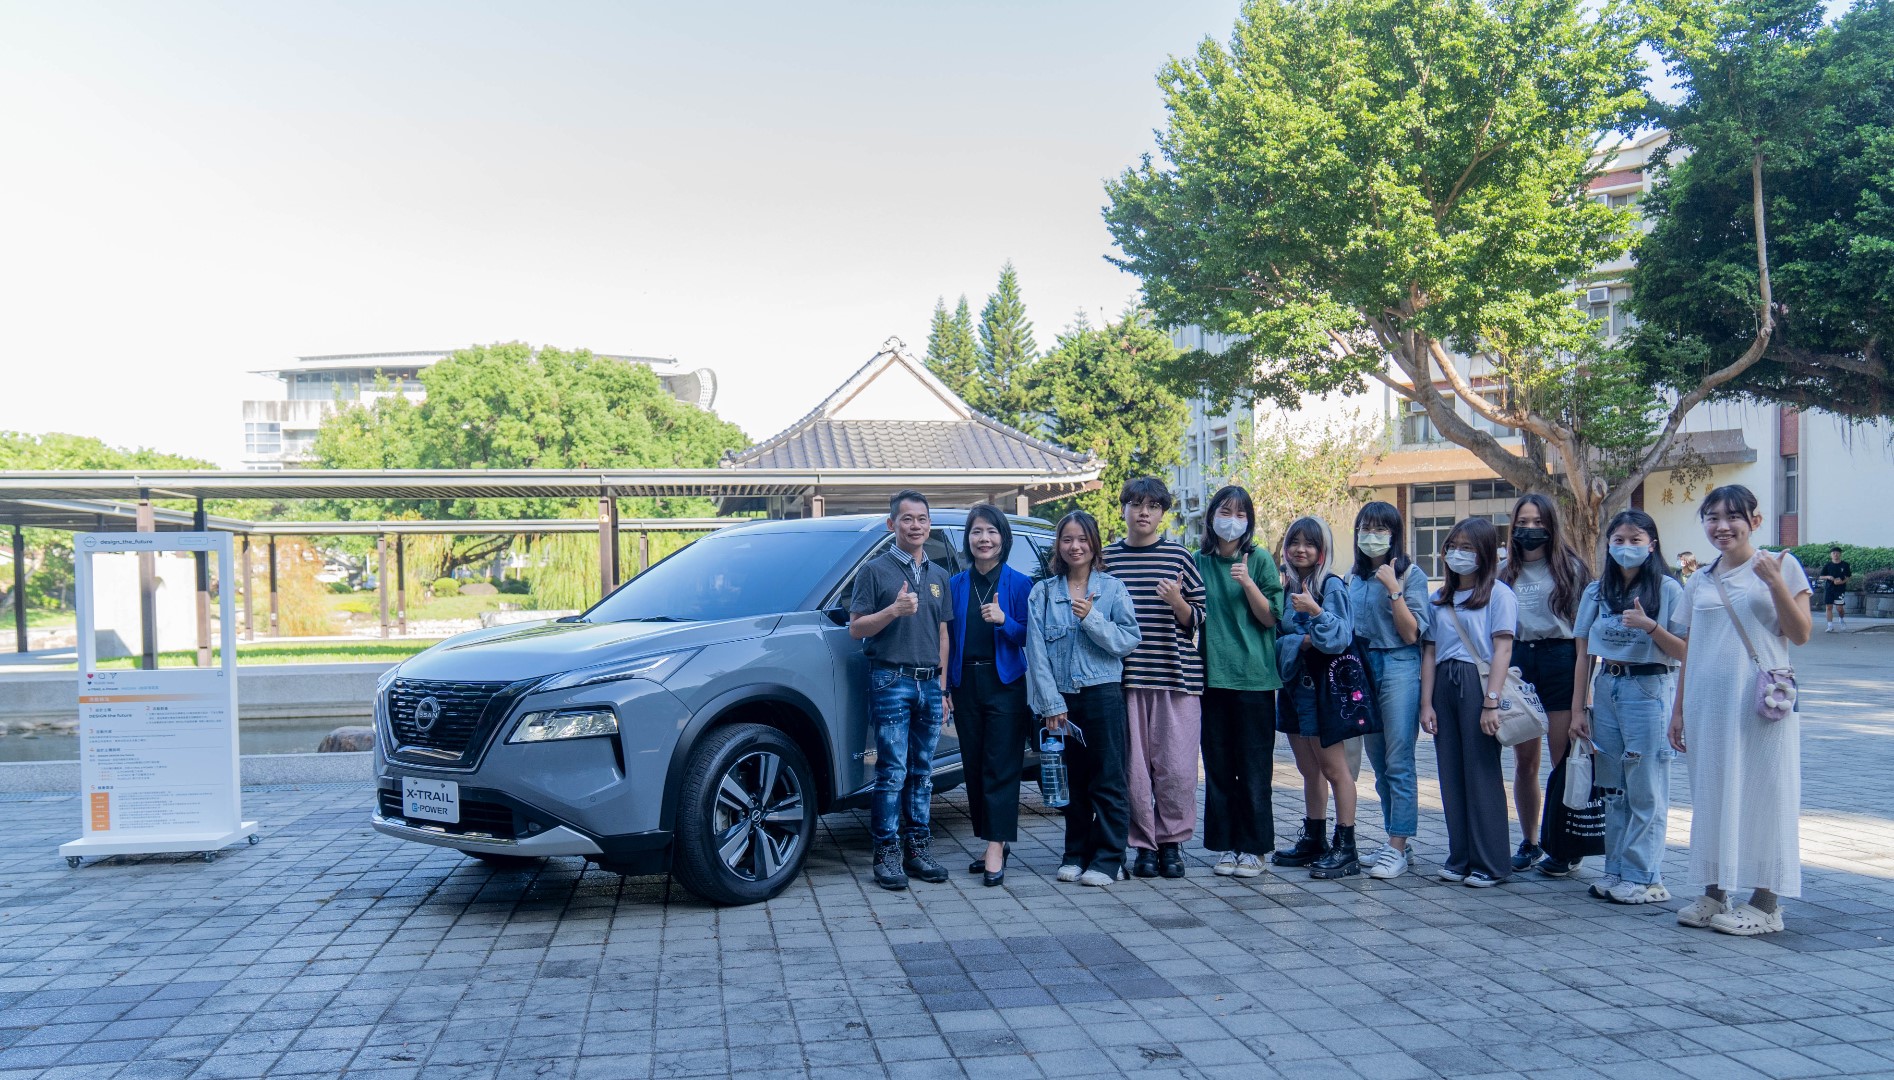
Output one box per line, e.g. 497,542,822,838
1513,527,1550,552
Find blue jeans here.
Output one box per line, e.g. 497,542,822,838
1589,670,1676,884
1362,645,1421,839
870,667,943,845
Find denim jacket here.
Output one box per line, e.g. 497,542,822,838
1024,571,1142,718
1276,574,1355,684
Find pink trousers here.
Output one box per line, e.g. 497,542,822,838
1125,687,1203,850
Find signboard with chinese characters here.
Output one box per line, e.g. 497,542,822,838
60,532,256,865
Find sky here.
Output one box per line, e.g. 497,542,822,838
0,1,1243,467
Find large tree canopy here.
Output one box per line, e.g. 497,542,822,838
1629,0,1894,418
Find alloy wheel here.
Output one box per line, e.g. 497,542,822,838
711,749,806,881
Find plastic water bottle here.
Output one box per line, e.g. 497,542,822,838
1038,726,1070,808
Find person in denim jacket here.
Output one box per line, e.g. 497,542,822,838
1025,510,1142,887
1271,515,1361,878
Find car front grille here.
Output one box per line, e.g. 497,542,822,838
383,677,523,765
377,788,518,840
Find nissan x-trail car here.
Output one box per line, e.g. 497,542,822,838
371,510,1053,904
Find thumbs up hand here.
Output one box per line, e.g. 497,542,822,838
1624,596,1657,633
981,600,1005,625
1754,549,1789,588
890,580,919,617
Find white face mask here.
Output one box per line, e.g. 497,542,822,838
1444,550,1481,576
1212,516,1248,542
1357,531,1392,558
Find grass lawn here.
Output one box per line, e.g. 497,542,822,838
324,591,520,621
22,609,76,629
87,638,446,669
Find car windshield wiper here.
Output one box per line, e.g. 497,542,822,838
623,615,693,622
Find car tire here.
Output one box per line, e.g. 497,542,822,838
673,723,815,906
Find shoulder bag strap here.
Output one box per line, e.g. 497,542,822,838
1444,602,1493,677
1707,559,1766,670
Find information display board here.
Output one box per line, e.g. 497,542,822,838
60,532,257,865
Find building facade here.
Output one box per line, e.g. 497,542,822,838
240,350,718,470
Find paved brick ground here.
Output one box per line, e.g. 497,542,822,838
3,631,1893,1079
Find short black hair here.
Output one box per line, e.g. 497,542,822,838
888,489,929,518
962,502,1014,565
1831,546,1845,554
1119,476,1173,511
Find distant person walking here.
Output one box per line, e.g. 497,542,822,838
1105,477,1206,880
947,503,1034,888
1026,510,1142,887
848,489,955,891
1672,485,1812,936
1818,547,1852,632
1192,486,1283,879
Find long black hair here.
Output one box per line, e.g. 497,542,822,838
1433,517,1500,609
1351,500,1413,579
1199,485,1257,556
1049,510,1106,577
1598,509,1668,615
1500,492,1590,622
961,502,1014,566
1279,516,1335,597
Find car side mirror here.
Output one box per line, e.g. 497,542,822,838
825,608,849,627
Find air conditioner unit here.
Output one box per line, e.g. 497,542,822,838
1407,399,1427,414
1586,287,1611,305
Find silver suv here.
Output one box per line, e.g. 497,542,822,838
371,510,1054,904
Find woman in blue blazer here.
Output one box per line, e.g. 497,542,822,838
948,503,1036,887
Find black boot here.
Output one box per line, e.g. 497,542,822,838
1132,848,1160,878
904,837,949,884
874,841,908,891
1272,818,1329,867
1158,842,1187,879
1310,824,1360,879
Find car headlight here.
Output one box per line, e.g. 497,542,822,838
535,649,698,692
508,706,620,744
376,664,402,693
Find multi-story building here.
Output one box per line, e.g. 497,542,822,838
240,350,718,469
1169,127,1894,571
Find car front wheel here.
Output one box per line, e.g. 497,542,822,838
673,723,815,905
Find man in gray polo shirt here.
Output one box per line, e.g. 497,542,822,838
850,489,955,890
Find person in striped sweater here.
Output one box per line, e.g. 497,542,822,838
1103,477,1207,879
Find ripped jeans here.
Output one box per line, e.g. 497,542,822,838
1589,669,1677,885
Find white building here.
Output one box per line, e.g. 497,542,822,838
240,350,719,470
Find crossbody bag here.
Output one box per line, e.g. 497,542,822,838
1707,559,1797,722
1444,602,1548,746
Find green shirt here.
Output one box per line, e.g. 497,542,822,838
1193,546,1285,692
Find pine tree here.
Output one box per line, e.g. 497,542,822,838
975,261,1039,429
949,296,978,389
924,296,979,402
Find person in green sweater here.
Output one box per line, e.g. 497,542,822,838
1193,485,1284,877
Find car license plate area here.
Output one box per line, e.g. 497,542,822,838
402,777,460,824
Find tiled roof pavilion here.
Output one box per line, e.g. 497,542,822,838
721,340,1100,516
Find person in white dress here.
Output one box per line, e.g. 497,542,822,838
1669,485,1812,936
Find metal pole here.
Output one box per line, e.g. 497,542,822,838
395,535,407,636
241,537,254,642
194,498,211,668
11,525,26,655
267,535,279,636
638,531,650,573
137,491,157,670
597,497,619,601
377,536,389,639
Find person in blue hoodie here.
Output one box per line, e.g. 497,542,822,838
947,503,1036,888
1271,515,1361,879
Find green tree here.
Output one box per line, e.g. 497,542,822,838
1627,0,1894,419
975,262,1041,429
1103,0,1664,555
313,343,747,578
925,295,982,402
1220,412,1388,555
1027,310,1188,537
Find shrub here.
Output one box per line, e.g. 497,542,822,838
429,578,460,597
326,581,353,594
497,578,530,595
1765,544,1894,591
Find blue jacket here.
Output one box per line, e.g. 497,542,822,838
947,563,1034,689
1277,574,1355,684
1024,571,1143,718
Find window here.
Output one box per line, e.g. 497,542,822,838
1782,454,1799,514
1469,479,1517,502
1210,427,1229,468
1488,512,1512,549
1412,516,1456,578
1411,483,1456,504
1470,391,1512,437
1608,191,1640,209
244,422,281,457
1010,535,1050,579
1402,401,1440,444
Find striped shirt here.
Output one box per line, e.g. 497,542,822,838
1103,538,1206,693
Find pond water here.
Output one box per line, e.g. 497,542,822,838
0,722,352,763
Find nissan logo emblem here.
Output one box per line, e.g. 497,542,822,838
413,696,442,733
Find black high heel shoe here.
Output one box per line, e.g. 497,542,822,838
982,845,1009,887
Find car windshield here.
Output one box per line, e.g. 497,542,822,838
584,528,865,623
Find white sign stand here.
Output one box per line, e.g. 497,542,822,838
61,532,257,867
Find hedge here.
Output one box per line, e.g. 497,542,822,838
429,578,461,597
1762,544,1894,591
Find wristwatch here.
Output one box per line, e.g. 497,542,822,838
1483,691,1500,710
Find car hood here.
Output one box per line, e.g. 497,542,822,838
392,614,783,684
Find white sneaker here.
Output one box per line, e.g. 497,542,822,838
1826,624,1837,633
1437,866,1467,883
1711,902,1784,936
1607,880,1671,905
1213,851,1239,876
1056,863,1082,883
1357,844,1386,866
1233,853,1265,878
1077,869,1115,887
1587,874,1623,900
1677,893,1728,927
1368,847,1409,879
